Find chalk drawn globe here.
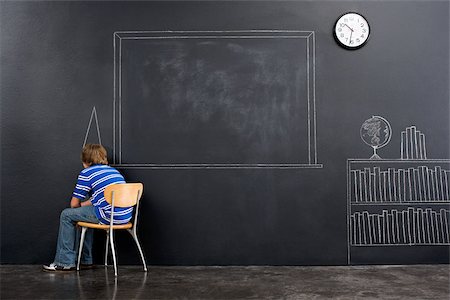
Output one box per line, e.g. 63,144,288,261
360,116,392,159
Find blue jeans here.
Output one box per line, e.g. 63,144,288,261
53,206,99,267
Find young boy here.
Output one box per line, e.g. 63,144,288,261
43,144,132,271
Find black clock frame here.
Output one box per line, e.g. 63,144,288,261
333,11,371,50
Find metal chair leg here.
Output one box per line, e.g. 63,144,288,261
105,231,110,266
109,230,118,276
127,229,148,272
77,227,87,271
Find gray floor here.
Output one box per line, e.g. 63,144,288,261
0,264,449,299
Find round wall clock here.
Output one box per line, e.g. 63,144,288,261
333,12,370,50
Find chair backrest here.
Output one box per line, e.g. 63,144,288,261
104,183,143,208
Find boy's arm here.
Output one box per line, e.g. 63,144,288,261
72,170,92,208
80,199,92,207
70,197,93,208
70,197,81,208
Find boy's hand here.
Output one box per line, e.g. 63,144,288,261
70,197,81,208
80,199,93,207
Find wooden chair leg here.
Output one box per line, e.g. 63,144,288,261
77,227,87,271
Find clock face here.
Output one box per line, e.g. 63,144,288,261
334,12,370,50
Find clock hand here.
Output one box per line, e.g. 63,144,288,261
344,24,354,32
349,30,353,45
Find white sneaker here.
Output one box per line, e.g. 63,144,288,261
43,262,75,272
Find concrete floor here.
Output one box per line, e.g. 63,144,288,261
0,265,449,299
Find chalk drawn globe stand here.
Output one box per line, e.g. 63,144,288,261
360,116,392,159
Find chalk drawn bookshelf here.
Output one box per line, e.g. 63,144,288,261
347,159,450,264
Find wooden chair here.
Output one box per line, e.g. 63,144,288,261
76,183,147,276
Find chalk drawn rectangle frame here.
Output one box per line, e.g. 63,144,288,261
113,30,322,169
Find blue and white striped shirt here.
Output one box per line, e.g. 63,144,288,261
72,164,133,225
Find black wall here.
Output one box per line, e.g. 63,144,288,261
1,1,449,265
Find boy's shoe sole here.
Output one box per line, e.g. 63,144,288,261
42,264,76,272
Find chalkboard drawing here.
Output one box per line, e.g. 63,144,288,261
360,116,392,159
347,159,450,264
350,119,449,263
83,106,102,147
113,30,321,169
350,165,450,203
350,208,450,245
401,126,427,160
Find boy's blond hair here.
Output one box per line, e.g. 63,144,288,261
81,144,108,165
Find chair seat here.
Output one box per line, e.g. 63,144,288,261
77,221,133,230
